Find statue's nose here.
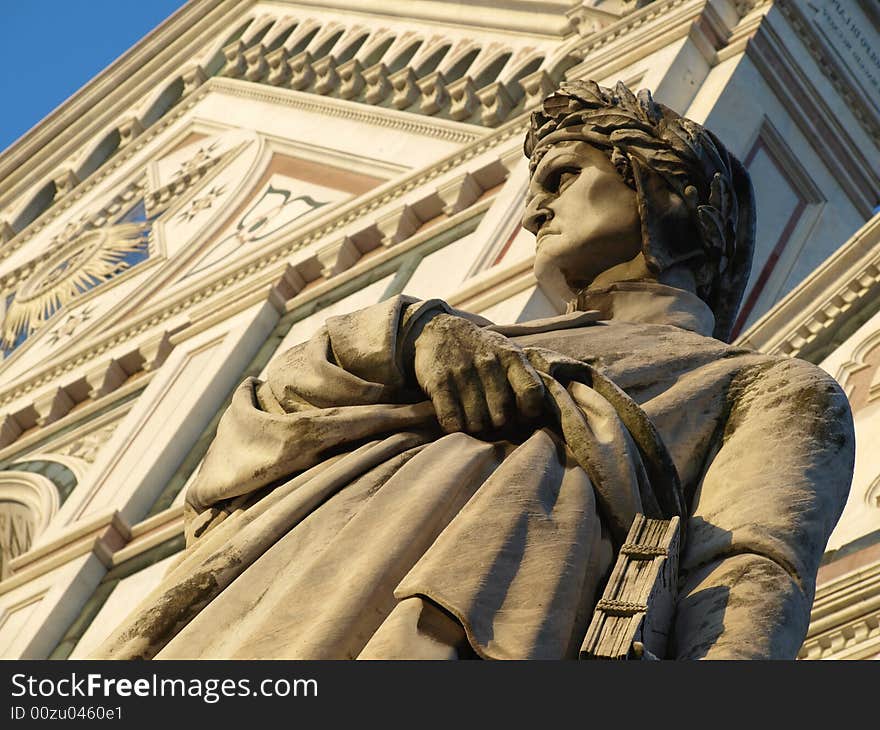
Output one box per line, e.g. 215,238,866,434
523,197,553,234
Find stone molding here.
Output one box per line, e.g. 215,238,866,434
0,0,246,212
0,471,60,543
737,214,880,360
0,115,523,419
0,509,129,597
211,77,484,143
800,559,880,659
747,19,880,218
775,0,880,149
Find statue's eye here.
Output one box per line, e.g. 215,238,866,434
555,169,579,193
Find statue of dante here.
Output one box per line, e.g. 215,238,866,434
95,82,854,660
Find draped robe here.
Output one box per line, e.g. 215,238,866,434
93,282,854,660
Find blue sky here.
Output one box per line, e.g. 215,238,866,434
0,0,187,152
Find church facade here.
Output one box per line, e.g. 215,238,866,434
0,0,877,659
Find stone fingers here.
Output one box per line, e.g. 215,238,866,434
475,354,515,429
455,363,492,433
427,374,466,433
505,354,546,420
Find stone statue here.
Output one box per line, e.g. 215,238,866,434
94,81,854,660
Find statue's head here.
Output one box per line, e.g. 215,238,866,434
522,80,755,341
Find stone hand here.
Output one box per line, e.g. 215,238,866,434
412,313,545,433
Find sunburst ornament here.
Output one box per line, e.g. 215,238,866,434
1,222,149,348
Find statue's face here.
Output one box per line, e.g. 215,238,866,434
523,141,643,299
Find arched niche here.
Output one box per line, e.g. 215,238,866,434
243,19,275,48
441,46,480,82
75,128,121,182
311,28,344,60
12,180,57,232
141,77,185,129
205,18,255,76
414,43,450,77
0,471,59,579
266,22,297,52
335,32,369,64
509,55,544,84
473,52,512,89
386,39,421,73
289,25,320,56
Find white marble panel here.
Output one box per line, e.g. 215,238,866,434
70,555,177,659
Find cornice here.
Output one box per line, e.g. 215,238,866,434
211,77,486,143
0,74,482,279
0,112,525,413
564,0,697,64
736,214,880,360
0,0,252,211
775,0,880,149
0,509,129,596
0,379,148,466
270,0,581,37
800,558,880,659
0,72,219,265
0,501,183,595
560,0,758,83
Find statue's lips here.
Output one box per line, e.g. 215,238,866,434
535,228,559,248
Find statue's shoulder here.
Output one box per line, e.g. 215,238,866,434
722,351,854,450
728,349,845,397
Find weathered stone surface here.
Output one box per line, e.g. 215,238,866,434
92,81,854,660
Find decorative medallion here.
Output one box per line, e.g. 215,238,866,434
46,305,96,346
172,142,220,180
177,185,227,223
1,222,149,348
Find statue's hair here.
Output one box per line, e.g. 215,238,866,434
524,80,755,342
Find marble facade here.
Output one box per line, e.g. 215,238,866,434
0,0,877,659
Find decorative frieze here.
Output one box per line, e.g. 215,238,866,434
363,62,392,104
389,67,420,109
116,118,144,149
337,58,366,99
266,47,291,86
220,40,247,79
289,51,316,90
419,71,451,115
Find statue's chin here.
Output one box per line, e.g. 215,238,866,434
533,256,579,306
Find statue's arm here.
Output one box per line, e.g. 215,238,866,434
264,294,473,410
671,357,855,659
189,295,542,512
264,293,544,433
